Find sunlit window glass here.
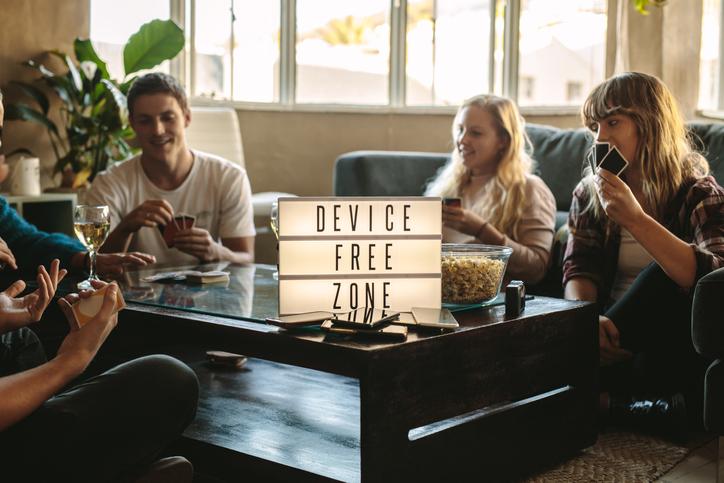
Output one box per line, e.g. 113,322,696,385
517,0,607,106
232,1,280,102
194,0,233,99
89,0,171,81
699,0,721,111
296,0,390,105
406,0,492,106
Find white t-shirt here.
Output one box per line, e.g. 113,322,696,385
610,228,653,301
86,150,256,265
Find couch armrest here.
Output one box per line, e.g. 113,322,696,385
692,267,724,360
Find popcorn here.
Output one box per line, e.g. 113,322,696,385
441,254,506,304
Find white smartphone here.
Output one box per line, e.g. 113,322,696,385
411,307,459,329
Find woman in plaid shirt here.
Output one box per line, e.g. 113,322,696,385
563,72,724,440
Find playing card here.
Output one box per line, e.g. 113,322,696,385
597,145,628,176
595,142,610,166
162,221,180,247
175,214,196,231
70,284,126,329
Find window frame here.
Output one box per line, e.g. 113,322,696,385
157,0,598,114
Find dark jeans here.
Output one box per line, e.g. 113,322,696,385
602,263,707,423
0,327,199,482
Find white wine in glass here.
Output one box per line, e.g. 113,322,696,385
74,205,110,289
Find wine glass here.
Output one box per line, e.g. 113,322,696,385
270,202,279,280
73,205,111,290
270,201,279,240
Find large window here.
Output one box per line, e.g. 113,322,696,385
90,0,608,108
90,0,171,80
699,0,721,111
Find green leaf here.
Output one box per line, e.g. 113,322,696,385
4,103,59,136
74,38,110,79
10,81,50,115
123,19,184,76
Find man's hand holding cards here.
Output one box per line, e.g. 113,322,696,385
59,281,126,330
159,213,196,248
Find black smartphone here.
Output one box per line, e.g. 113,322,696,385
321,320,408,341
265,311,334,328
330,307,399,330
442,197,462,208
597,145,628,176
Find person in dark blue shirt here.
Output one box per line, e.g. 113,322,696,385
0,87,198,482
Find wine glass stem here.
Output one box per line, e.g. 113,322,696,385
88,249,98,281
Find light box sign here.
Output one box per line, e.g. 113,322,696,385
278,197,442,315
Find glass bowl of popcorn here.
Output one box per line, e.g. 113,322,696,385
441,244,512,305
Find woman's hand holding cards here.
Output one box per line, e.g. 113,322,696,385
56,281,122,376
595,169,646,229
0,259,67,326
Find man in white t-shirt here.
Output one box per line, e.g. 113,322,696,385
86,73,255,265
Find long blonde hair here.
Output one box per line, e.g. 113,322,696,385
425,94,534,238
581,72,709,221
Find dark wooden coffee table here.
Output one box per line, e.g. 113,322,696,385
111,264,598,482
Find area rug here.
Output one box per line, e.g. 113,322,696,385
524,431,691,482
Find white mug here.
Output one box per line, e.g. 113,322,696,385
9,156,41,196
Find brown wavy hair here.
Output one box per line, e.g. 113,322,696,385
581,72,709,220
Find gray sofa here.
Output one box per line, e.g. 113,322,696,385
333,121,724,437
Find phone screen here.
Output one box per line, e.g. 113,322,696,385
332,307,399,329
321,320,408,340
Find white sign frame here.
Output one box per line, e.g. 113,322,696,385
278,197,442,315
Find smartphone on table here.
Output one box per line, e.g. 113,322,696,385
321,320,408,341
265,311,334,329
330,307,399,330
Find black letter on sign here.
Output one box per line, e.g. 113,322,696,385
335,244,342,271
383,282,391,309
350,283,358,309
317,206,325,232
403,204,411,231
349,205,359,231
386,205,394,231
365,283,375,307
385,243,392,270
333,204,341,232
351,244,360,270
333,283,342,310
368,243,376,270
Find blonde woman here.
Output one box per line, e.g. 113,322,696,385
564,72,724,439
425,94,556,284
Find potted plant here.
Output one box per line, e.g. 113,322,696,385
4,19,184,189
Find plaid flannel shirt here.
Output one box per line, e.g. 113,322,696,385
563,175,724,307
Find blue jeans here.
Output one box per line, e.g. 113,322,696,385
0,328,199,482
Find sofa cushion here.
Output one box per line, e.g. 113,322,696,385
333,151,449,196
526,124,592,213
686,122,724,186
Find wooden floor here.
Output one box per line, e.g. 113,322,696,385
657,436,719,483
